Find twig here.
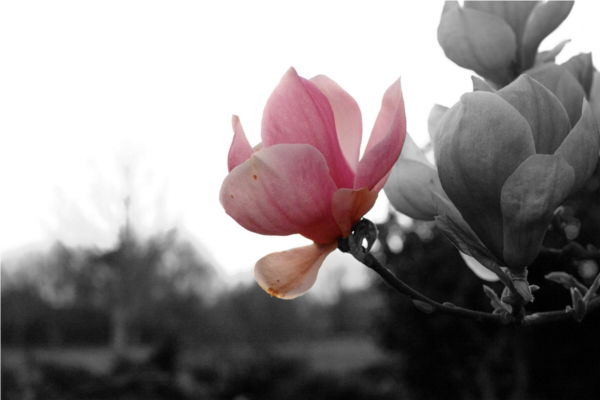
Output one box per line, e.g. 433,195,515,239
541,242,600,260
522,297,600,326
360,250,600,326
357,251,510,324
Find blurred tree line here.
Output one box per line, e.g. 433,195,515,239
1,228,380,352
3,154,382,355
373,164,600,400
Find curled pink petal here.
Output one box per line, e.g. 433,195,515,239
220,143,341,243
311,75,363,171
255,243,336,299
227,115,253,172
262,67,354,188
332,188,378,237
354,79,407,190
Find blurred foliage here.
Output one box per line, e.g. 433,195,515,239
1,228,217,348
1,224,387,399
1,236,379,348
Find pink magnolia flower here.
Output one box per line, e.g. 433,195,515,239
220,68,406,299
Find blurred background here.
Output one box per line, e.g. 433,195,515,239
2,1,600,399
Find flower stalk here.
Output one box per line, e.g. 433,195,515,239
341,219,600,326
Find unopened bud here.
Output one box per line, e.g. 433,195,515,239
570,287,587,322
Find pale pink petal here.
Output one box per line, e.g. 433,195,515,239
331,188,378,237
354,79,407,190
311,75,362,171
220,143,341,244
459,252,500,282
400,132,433,166
255,243,336,299
227,115,253,172
262,67,355,188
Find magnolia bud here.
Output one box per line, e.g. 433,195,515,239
435,75,599,273
570,287,587,322
438,1,516,86
437,1,573,86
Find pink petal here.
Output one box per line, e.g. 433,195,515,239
331,188,378,237
311,75,362,171
220,143,341,244
354,79,407,190
227,115,253,172
262,68,355,188
255,243,336,299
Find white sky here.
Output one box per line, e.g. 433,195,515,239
1,1,599,284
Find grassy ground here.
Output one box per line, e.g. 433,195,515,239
2,337,404,400
276,336,385,373
2,335,385,375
